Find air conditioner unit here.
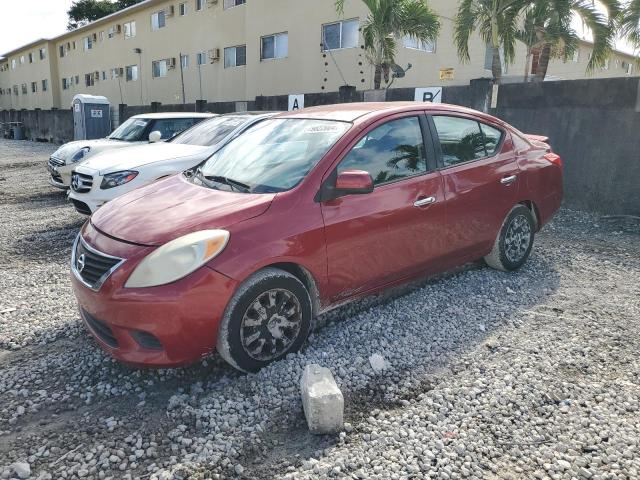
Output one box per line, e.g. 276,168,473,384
168,57,177,69
209,48,220,63
167,5,175,16
115,24,122,34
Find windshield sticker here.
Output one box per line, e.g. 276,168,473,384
304,124,341,134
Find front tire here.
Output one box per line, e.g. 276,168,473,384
216,268,312,372
485,205,536,272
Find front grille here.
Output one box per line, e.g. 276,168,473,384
72,235,124,291
71,172,93,193
71,199,92,216
82,309,118,348
49,156,65,168
132,331,164,350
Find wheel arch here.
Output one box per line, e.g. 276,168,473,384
519,200,540,231
255,262,321,317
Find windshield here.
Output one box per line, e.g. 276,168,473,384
194,119,351,193
172,116,247,146
108,118,151,141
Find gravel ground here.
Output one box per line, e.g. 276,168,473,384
0,138,639,480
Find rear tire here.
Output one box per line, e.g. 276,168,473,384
216,268,312,373
485,205,536,272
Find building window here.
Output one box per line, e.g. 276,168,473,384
85,73,95,87
196,52,207,65
224,0,245,9
99,31,104,42
224,45,246,68
31,82,38,93
111,68,120,79
39,48,47,60
19,55,25,65
572,49,580,62
124,21,136,38
108,26,116,38
21,83,27,95
403,35,436,53
152,59,168,78
72,41,77,50
75,75,80,84
152,11,166,30
11,59,16,69
126,64,139,81
180,54,189,68
322,19,359,51
195,0,204,11
42,79,48,91
179,2,187,15
603,58,610,70
28,53,34,63
101,71,107,80
84,36,93,51
261,32,288,60
13,85,18,96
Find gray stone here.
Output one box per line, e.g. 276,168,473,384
300,364,344,435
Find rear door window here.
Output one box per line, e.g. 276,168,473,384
338,116,427,186
480,123,503,156
432,116,486,167
432,116,504,167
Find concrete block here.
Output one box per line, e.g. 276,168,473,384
300,364,344,435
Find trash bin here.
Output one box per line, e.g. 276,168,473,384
11,122,25,140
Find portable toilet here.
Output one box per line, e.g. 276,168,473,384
72,94,111,140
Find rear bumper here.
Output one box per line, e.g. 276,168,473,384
71,230,238,367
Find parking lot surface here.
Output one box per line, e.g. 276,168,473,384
1,138,639,480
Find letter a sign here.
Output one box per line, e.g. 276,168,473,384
288,94,305,111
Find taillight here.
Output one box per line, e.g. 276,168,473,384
544,152,562,167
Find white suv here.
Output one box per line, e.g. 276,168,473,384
48,112,214,189
68,112,277,215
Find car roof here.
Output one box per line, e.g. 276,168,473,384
274,102,497,124
131,112,216,120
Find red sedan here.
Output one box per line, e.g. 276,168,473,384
71,102,563,372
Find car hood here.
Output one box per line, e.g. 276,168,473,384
80,143,211,174
52,139,137,161
91,175,276,245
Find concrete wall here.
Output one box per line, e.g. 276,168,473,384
0,109,73,144
492,77,640,216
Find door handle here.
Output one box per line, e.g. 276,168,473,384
501,175,517,185
414,196,437,208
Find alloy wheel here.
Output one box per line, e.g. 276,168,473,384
240,288,303,361
504,214,532,263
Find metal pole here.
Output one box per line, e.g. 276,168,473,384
198,63,203,102
179,53,186,104
138,52,143,105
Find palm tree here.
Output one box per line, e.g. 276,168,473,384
516,1,579,81
454,0,527,84
618,0,640,54
520,0,619,82
335,0,441,90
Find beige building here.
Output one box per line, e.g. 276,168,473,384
1,0,637,111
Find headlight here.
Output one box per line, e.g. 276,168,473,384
125,230,230,288
70,147,91,163
100,170,139,190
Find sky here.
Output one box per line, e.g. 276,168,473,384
0,0,73,55
0,0,635,57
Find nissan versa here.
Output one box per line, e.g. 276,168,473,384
71,103,563,372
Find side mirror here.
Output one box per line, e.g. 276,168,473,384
148,131,162,143
316,169,374,202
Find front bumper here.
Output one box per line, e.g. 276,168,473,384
71,227,238,367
